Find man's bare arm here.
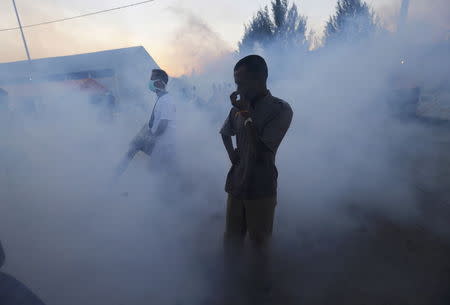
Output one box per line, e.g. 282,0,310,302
242,118,260,157
230,92,261,157
222,134,238,164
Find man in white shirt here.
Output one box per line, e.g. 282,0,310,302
145,69,177,173
114,69,176,179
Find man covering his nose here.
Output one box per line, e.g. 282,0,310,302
220,55,293,252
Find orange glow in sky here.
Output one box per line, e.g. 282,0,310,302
0,0,448,76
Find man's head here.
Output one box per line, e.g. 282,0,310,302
234,55,268,100
149,69,169,93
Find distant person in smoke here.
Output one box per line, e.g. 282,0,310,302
220,55,293,256
115,69,176,178
0,241,47,305
144,69,177,173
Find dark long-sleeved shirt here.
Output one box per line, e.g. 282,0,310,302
220,91,293,200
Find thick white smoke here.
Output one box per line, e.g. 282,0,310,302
0,4,449,305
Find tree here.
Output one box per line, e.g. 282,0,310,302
239,0,307,53
324,0,377,45
239,6,273,52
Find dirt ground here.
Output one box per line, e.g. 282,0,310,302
201,198,450,305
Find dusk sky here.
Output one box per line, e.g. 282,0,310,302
0,0,448,75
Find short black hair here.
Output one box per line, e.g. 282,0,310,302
151,69,169,85
234,55,268,81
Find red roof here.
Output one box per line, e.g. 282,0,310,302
79,78,108,93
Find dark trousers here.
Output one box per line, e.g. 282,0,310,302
224,194,276,252
222,194,277,303
224,195,277,257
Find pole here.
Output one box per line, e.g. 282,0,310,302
11,0,31,62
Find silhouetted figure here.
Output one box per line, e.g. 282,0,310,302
220,55,293,300
0,241,47,305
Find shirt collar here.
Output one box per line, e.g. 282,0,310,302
251,90,271,108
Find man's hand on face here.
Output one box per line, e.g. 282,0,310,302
230,91,250,111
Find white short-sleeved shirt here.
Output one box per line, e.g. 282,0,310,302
150,93,176,152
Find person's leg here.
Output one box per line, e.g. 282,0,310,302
245,197,276,250
149,145,179,203
224,194,246,256
244,197,277,301
158,148,178,188
222,194,247,302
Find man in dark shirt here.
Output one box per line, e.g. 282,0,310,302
220,55,293,253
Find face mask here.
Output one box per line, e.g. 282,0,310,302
148,79,165,93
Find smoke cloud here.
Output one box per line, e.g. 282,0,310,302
164,7,233,75
0,3,449,305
